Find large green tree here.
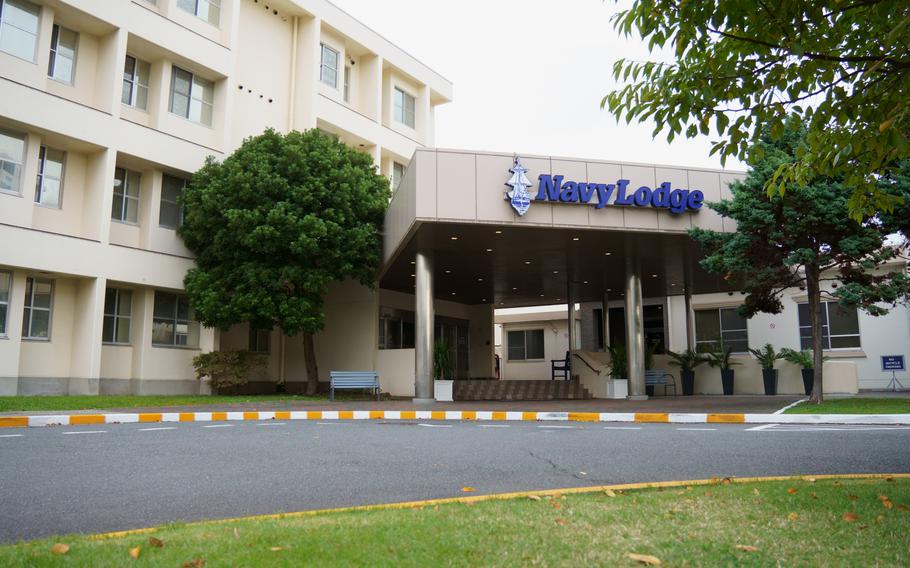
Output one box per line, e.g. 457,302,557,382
179,129,390,394
604,1,910,220
690,125,910,403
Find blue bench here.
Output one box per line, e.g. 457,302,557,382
645,370,676,396
329,371,380,401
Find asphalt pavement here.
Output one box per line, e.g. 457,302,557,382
1,420,909,543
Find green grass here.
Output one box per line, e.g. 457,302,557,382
2,478,908,567
0,394,364,413
786,397,910,414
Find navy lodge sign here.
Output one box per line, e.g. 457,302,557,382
505,157,705,217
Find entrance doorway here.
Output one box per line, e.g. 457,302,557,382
607,305,667,353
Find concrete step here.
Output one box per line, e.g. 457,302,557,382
453,379,592,401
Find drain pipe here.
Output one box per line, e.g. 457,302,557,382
288,15,299,130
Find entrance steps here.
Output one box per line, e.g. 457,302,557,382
454,379,592,401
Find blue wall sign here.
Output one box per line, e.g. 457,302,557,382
881,355,905,372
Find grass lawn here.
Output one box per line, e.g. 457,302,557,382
785,397,910,414
2,478,908,567
0,394,363,413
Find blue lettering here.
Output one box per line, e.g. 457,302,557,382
668,189,688,214
536,174,562,201
614,179,633,205
559,181,579,202
687,190,704,210
594,184,613,209
633,186,652,206
651,182,671,208
577,183,597,203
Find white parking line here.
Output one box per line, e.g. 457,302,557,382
417,424,452,428
256,422,286,426
479,424,510,428
746,424,778,431
202,424,234,429
138,427,176,432
62,430,106,435
537,425,574,429
0,434,24,438
603,426,642,430
676,428,717,431
317,422,350,426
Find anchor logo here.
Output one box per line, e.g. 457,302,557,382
505,156,532,216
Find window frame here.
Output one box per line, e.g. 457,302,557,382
112,166,141,224
507,328,545,361
0,0,41,63
168,65,214,127
0,128,26,195
35,145,65,208
176,0,220,26
22,276,53,341
393,87,416,129
102,288,132,345
152,290,198,348
319,43,339,88
248,325,270,354
0,270,10,336
121,54,150,110
694,306,750,353
797,301,861,351
48,23,78,85
159,173,186,229
391,161,405,191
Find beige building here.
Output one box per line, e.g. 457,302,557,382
0,0,451,395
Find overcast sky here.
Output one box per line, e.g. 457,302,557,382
330,0,746,172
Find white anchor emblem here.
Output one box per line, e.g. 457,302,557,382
505,156,532,216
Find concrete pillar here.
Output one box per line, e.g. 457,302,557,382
414,250,434,403
567,289,576,352
68,277,106,395
293,15,321,131
684,287,695,350
625,255,646,399
602,292,610,350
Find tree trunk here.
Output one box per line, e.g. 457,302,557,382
303,332,319,396
806,266,825,404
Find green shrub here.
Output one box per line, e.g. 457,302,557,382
192,350,268,393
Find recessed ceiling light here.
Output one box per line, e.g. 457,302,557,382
651,274,658,278
583,280,588,284
450,292,456,295
486,248,493,252
482,298,487,302
604,252,612,256
539,294,545,297
524,261,531,265
499,302,504,305
410,261,415,265
445,269,451,274
512,287,517,291
450,236,459,240
553,270,559,274
410,274,415,277
556,298,561,301
671,283,677,287
477,277,483,282
495,230,503,234
607,288,612,292
572,237,580,241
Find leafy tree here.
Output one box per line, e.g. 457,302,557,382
179,129,390,395
689,125,910,403
604,1,910,219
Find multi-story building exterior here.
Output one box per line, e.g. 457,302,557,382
0,0,452,395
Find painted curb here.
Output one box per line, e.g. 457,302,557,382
2,410,910,428
87,472,910,541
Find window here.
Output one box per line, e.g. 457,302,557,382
102,288,131,344
0,270,9,335
112,167,140,223
35,146,64,207
378,307,415,350
176,0,220,26
0,0,40,62
798,301,861,350
249,326,270,353
48,24,78,84
392,162,405,191
0,129,26,194
320,43,338,88
393,87,415,128
507,329,545,361
122,55,150,110
695,307,749,353
152,291,199,347
159,174,186,228
22,277,52,339
169,66,214,126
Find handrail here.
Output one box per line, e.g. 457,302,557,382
572,353,601,375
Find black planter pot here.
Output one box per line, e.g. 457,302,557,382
720,369,735,395
762,368,778,395
681,370,695,396
645,385,655,397
801,368,814,396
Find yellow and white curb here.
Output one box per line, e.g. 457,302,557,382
1,410,909,428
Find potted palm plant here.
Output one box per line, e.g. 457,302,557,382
704,341,737,395
667,348,705,396
606,343,628,381
433,338,454,402
749,343,782,395
781,348,819,396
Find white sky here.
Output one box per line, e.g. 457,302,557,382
330,0,746,172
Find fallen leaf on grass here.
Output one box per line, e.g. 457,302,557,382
879,495,889,502
882,500,894,510
787,488,798,495
462,487,475,492
787,512,799,522
753,488,760,496
555,518,568,526
735,544,758,552
551,501,562,509
721,477,733,485
129,546,140,560
149,537,164,548
842,512,859,522
876,515,884,524
270,547,286,552
50,543,69,556
885,476,894,482
527,495,541,501
627,552,662,565
181,559,205,568
233,528,240,539
810,492,818,500
604,489,616,498
686,486,693,492
848,495,859,501
896,504,909,512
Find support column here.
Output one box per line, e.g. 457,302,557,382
602,292,610,350
567,292,576,352
625,255,647,399
414,250,434,403
684,287,695,350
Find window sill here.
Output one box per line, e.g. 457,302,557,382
823,350,866,359
112,219,140,227
167,111,214,130
102,342,132,347
0,188,23,198
508,359,546,363
151,344,200,351
22,337,50,342
34,202,61,210
121,103,149,114
48,76,75,87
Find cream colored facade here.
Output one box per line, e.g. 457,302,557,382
0,0,452,395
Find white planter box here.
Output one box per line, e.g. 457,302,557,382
607,378,628,399
434,379,454,402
